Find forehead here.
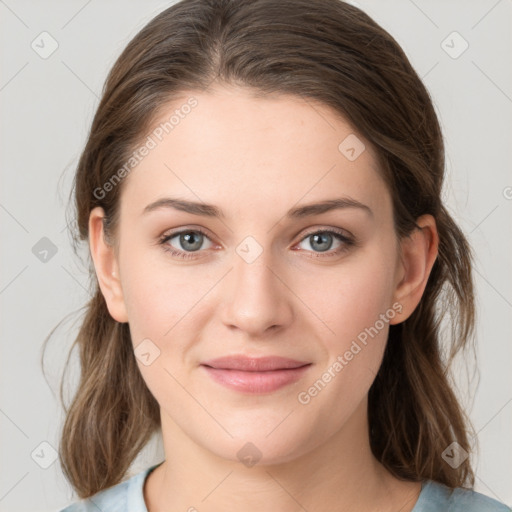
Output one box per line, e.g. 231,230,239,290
119,85,389,220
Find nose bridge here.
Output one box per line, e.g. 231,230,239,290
221,238,293,335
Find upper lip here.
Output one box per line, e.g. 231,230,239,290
201,356,311,372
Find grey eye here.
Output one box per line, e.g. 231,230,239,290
168,231,212,252
308,232,334,252
298,232,345,253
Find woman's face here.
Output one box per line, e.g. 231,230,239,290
101,85,409,465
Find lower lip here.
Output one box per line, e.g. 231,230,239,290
201,365,311,394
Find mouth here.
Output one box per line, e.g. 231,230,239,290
200,356,312,394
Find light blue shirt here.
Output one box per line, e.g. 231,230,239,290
58,462,510,511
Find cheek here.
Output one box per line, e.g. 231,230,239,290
292,245,398,397
119,244,219,344
295,247,398,348
292,278,393,434
120,256,219,404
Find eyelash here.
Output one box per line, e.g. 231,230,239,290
158,227,356,260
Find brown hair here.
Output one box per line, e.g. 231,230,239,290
49,0,476,499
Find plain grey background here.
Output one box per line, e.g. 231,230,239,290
1,0,511,510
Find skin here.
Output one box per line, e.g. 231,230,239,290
89,84,438,512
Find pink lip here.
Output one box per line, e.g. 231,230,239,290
200,356,312,394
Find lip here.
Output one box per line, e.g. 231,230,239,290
200,356,312,394
202,355,310,371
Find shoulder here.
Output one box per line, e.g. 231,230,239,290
57,478,129,512
416,480,510,512
57,463,162,512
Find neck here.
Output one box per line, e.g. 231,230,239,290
144,400,421,512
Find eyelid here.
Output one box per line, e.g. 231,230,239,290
160,225,217,243
297,225,353,240
158,225,356,259
159,225,353,245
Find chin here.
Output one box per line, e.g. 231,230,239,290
195,419,322,468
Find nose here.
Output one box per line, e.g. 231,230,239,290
220,248,294,337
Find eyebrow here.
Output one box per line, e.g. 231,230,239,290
142,197,373,219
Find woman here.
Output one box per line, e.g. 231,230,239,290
55,0,509,510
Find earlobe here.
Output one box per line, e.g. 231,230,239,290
390,214,439,325
88,207,129,323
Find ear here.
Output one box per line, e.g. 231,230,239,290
88,206,129,323
390,214,439,325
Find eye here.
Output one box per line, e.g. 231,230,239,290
295,229,355,257
159,228,214,259
158,227,356,260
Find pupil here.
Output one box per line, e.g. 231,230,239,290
311,233,332,252
181,232,202,251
